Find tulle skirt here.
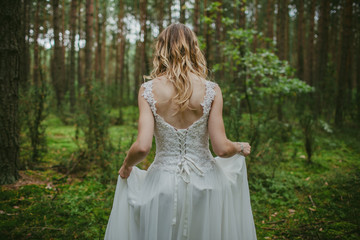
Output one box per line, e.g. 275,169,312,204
104,153,257,240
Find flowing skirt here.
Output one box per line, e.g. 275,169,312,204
104,154,257,240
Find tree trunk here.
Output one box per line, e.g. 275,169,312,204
125,43,130,103
180,0,186,23
61,0,67,95
335,0,353,126
0,0,21,184
136,0,147,100
275,0,289,121
193,0,200,35
52,0,66,109
203,0,212,69
133,41,141,102
284,0,289,61
84,0,95,152
85,0,94,85
305,0,315,86
296,0,305,81
168,0,172,23
116,0,126,123
33,0,40,86
357,33,360,122
20,0,31,89
69,0,77,112
107,32,116,87
239,0,246,28
100,0,107,82
266,0,274,48
77,0,83,93
276,0,288,60
95,0,101,81
329,5,340,76
252,0,258,50
157,0,164,33
215,0,223,80
314,0,330,113
357,6,360,122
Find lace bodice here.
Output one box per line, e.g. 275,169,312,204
141,80,218,182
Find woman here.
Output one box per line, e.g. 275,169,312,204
105,23,257,240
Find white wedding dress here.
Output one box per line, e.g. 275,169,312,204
104,80,257,240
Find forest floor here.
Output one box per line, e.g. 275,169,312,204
1,108,360,239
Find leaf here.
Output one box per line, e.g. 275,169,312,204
288,209,296,213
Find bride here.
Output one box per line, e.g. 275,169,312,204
104,23,257,240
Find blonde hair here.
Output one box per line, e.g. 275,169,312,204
145,23,208,113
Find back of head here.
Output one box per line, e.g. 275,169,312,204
146,23,208,113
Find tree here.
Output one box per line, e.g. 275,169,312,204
193,0,200,35
168,0,172,23
203,0,212,69
77,0,83,94
20,0,31,89
265,0,274,48
215,0,223,80
137,0,148,100
305,0,315,86
180,0,186,23
33,0,41,86
69,0,78,112
100,1,107,82
95,0,101,81
252,0,258,50
276,0,289,61
52,0,66,109
239,0,246,29
157,0,164,33
314,0,330,113
84,0,94,86
0,0,21,184
94,0,107,84
116,0,126,102
296,0,305,81
357,4,360,122
116,0,126,123
335,0,353,126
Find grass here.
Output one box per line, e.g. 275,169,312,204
249,125,360,239
1,108,359,239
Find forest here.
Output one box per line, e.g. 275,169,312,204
0,0,359,239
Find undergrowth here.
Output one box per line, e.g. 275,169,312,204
1,108,359,239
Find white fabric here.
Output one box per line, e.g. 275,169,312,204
104,80,257,240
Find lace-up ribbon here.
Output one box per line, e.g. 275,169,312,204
171,131,205,238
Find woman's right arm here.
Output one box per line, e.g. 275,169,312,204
208,85,251,158
119,85,154,178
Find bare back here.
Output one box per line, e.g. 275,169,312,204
152,74,207,130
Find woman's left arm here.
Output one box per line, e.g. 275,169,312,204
119,85,155,178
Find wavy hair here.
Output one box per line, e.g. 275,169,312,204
145,23,208,113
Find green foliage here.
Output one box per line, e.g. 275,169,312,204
299,114,316,163
1,109,360,239
0,177,114,239
248,126,360,240
222,29,314,97
75,81,112,170
19,83,50,169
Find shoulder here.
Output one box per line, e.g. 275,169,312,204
140,79,154,95
205,80,219,89
139,80,154,103
141,79,154,88
205,80,220,96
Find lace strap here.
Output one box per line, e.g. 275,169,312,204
141,80,157,115
202,81,218,115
